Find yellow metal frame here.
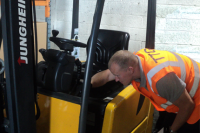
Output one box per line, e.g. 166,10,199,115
102,85,154,133
36,94,51,133
46,85,154,133
50,98,80,133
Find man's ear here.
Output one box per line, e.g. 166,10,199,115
128,66,134,73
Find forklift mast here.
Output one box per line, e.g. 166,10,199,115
1,0,36,132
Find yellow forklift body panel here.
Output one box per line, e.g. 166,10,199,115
102,85,154,133
36,94,51,133
50,97,80,133
43,85,153,133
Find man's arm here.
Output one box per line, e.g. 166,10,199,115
156,72,195,132
91,69,115,88
170,89,195,132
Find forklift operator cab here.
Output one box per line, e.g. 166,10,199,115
36,29,154,133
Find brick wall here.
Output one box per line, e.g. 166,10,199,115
35,0,148,61
79,0,148,60
35,0,200,62
156,0,200,62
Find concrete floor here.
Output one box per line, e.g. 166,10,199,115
158,128,164,133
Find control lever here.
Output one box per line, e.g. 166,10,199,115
39,49,47,61
52,30,59,37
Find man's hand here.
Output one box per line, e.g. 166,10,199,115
170,89,195,131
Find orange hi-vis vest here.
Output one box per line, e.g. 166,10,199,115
132,48,200,124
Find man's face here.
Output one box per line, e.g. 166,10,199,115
109,63,133,86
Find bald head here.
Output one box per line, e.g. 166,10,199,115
108,50,138,70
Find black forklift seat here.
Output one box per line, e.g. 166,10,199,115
85,29,130,98
87,29,130,73
85,29,130,132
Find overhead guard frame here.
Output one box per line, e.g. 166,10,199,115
145,0,156,49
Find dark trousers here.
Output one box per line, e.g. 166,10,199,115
178,119,200,133
153,111,200,133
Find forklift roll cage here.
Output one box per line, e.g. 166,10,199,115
0,0,156,133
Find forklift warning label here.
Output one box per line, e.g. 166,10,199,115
18,0,28,65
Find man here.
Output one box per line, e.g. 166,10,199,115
91,48,200,133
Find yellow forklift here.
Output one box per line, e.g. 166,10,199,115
36,27,154,133
0,0,156,133
36,0,155,132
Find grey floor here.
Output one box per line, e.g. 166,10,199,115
158,128,164,133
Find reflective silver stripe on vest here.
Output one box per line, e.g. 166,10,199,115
172,53,186,82
146,52,186,109
147,53,186,94
147,62,185,93
161,101,172,109
189,58,200,98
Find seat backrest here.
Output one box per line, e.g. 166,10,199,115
87,29,130,71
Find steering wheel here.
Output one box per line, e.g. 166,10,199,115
50,30,87,51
